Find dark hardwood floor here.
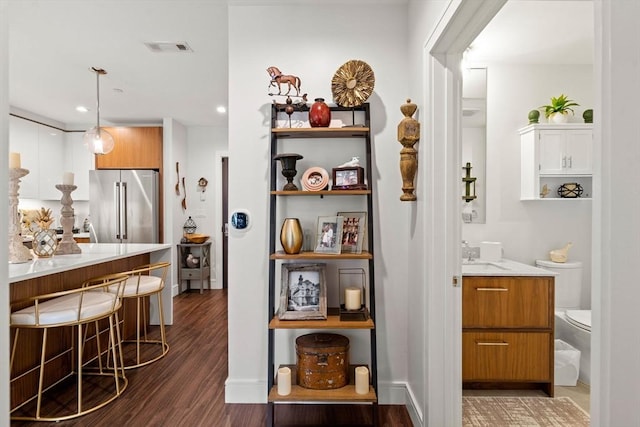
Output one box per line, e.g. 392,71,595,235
12,290,413,426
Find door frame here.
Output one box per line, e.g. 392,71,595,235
422,1,506,425
215,150,229,289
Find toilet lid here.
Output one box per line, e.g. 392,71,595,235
565,310,591,332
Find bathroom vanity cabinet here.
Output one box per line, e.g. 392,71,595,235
462,275,555,396
520,124,593,200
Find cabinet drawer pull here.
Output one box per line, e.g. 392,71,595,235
476,341,509,346
475,287,508,292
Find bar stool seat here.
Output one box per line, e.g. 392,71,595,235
117,261,170,369
10,273,129,422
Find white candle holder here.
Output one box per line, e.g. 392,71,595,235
55,184,81,255
355,366,369,395
9,168,33,263
277,366,292,396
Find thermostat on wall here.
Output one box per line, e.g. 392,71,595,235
230,209,251,232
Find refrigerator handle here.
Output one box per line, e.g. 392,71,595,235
121,182,128,240
115,182,121,240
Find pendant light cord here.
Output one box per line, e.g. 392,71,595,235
91,67,107,131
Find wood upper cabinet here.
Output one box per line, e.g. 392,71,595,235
462,275,555,396
95,127,163,169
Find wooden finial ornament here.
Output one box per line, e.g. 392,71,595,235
397,98,420,201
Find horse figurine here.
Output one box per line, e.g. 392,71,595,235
267,66,302,96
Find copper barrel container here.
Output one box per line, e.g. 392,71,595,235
296,333,349,389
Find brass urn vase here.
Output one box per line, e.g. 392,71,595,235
280,218,303,254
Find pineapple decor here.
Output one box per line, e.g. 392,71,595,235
32,208,58,257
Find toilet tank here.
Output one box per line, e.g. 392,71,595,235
536,260,583,311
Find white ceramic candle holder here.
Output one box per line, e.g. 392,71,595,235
55,184,82,255
9,168,33,263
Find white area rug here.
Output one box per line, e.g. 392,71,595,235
463,396,589,426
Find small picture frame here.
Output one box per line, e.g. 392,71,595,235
314,216,344,254
278,263,327,320
332,166,367,190
337,211,366,254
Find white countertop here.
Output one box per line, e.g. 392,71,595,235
462,258,557,277
9,243,172,283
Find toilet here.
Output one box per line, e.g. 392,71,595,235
536,260,591,385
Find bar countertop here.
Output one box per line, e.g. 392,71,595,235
9,243,172,283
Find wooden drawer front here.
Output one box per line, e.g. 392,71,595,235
181,266,210,280
462,332,551,381
462,277,552,328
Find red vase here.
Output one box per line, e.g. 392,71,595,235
309,98,331,127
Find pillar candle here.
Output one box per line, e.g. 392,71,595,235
355,366,369,394
344,287,361,310
9,152,21,169
63,172,74,185
277,367,291,396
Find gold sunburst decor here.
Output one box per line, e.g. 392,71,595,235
331,60,375,108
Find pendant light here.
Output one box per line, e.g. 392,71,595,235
83,67,115,155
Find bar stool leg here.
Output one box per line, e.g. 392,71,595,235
36,328,48,420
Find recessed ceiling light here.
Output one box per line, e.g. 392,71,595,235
113,88,124,93
76,106,89,113
217,106,227,114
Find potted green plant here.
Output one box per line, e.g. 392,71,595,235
541,94,579,123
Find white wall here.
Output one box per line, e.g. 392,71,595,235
1,1,10,424
226,3,410,403
405,1,453,424
186,126,228,289
462,63,593,308
163,118,188,300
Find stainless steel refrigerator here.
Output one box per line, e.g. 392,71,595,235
89,170,159,243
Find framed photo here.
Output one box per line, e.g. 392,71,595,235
332,166,367,190
314,216,344,254
278,263,327,320
337,211,366,254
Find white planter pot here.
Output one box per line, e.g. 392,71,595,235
549,112,569,123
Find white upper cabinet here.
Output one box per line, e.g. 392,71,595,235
520,124,593,200
9,116,39,199
63,132,93,200
538,128,593,175
10,116,92,200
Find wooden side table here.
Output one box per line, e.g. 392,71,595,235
177,242,211,294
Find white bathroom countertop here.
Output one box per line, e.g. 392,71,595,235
462,258,558,277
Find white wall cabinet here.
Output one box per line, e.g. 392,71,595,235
63,132,94,200
520,124,593,200
10,116,93,201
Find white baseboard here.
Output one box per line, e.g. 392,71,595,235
224,378,268,403
172,279,220,296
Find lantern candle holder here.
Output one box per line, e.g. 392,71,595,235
339,268,367,321
462,162,477,203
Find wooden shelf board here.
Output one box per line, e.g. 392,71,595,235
272,127,369,138
269,365,377,403
271,250,372,260
271,189,371,196
270,308,374,329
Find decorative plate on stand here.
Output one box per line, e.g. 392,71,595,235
301,167,329,191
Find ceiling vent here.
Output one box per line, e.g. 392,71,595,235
144,41,193,53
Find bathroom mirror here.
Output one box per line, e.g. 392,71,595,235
461,67,487,223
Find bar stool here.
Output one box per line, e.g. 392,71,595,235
9,273,129,422
118,261,170,369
